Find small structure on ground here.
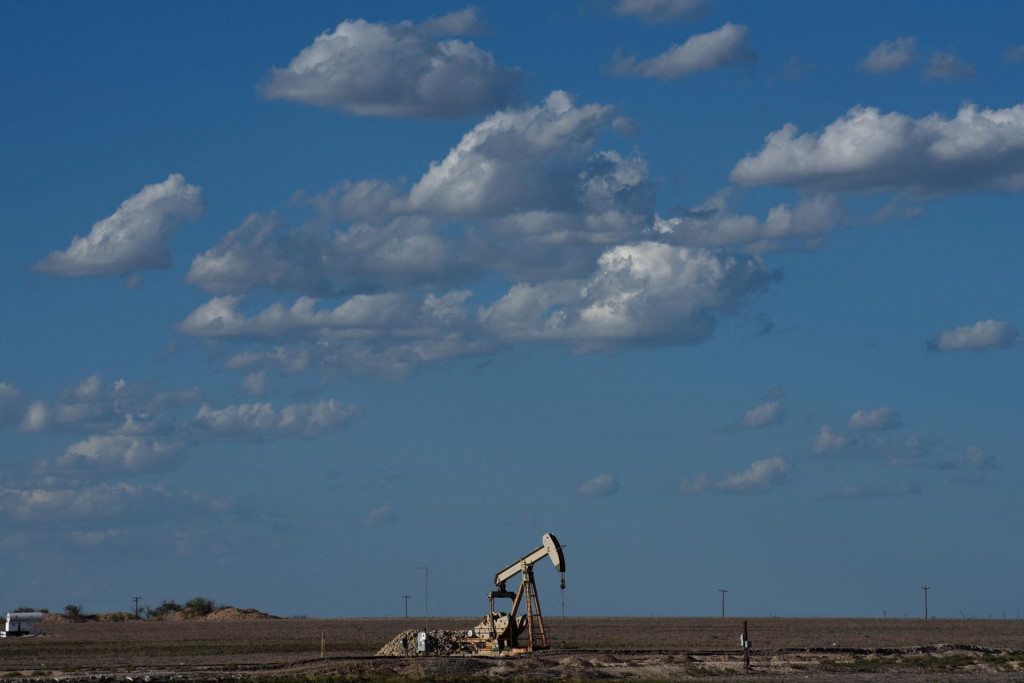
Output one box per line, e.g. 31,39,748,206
3,612,43,637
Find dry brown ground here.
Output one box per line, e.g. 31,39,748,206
1,616,1022,681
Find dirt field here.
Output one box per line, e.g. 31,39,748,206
2,616,1022,681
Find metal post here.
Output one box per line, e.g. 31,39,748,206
402,595,411,618
719,589,728,618
922,585,930,619
742,620,750,669
133,596,142,619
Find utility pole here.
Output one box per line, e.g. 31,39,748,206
133,596,142,618
718,589,728,618
401,595,411,618
922,585,930,619
417,566,429,628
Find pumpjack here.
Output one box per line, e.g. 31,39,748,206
467,533,565,654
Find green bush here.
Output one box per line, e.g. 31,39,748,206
146,600,183,618
184,596,217,617
63,604,86,621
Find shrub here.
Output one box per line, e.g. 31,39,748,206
146,600,182,618
64,604,86,621
184,596,216,617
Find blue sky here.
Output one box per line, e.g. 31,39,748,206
2,0,1023,620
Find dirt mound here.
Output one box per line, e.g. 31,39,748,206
40,613,70,624
95,612,134,621
161,606,275,621
160,610,187,621
377,629,479,656
202,607,276,621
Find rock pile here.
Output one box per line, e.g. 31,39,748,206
376,629,480,656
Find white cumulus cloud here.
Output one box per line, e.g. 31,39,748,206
813,425,848,454
718,456,790,492
859,37,915,73
480,241,776,351
12,374,199,436
847,407,902,431
928,319,1019,352
0,483,209,524
740,399,786,429
188,93,650,294
408,91,621,218
51,436,186,476
613,0,708,22
185,210,467,296
360,506,397,527
35,174,204,277
261,9,519,118
579,473,619,497
243,371,267,396
925,51,974,80
941,445,997,471
731,103,1024,196
610,23,755,80
173,92,779,380
679,456,790,494
179,240,775,378
963,446,996,469
192,399,361,438
18,401,50,433
654,192,845,252
178,291,472,342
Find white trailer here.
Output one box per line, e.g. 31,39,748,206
2,612,43,637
